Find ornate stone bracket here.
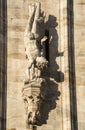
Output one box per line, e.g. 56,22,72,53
22,79,47,126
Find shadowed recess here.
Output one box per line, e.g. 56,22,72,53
0,0,7,130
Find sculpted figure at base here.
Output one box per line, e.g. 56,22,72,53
22,2,48,127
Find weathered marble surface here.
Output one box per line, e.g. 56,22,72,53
7,0,66,130
1,0,85,130
6,0,85,130
0,0,85,130
74,0,85,130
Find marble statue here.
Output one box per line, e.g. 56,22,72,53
22,2,48,127
24,2,48,83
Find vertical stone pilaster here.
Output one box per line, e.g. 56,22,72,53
0,0,7,130
59,1,71,130
67,0,78,130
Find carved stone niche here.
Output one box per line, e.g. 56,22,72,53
22,2,48,128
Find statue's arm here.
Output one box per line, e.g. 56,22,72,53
24,5,35,36
31,3,41,35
